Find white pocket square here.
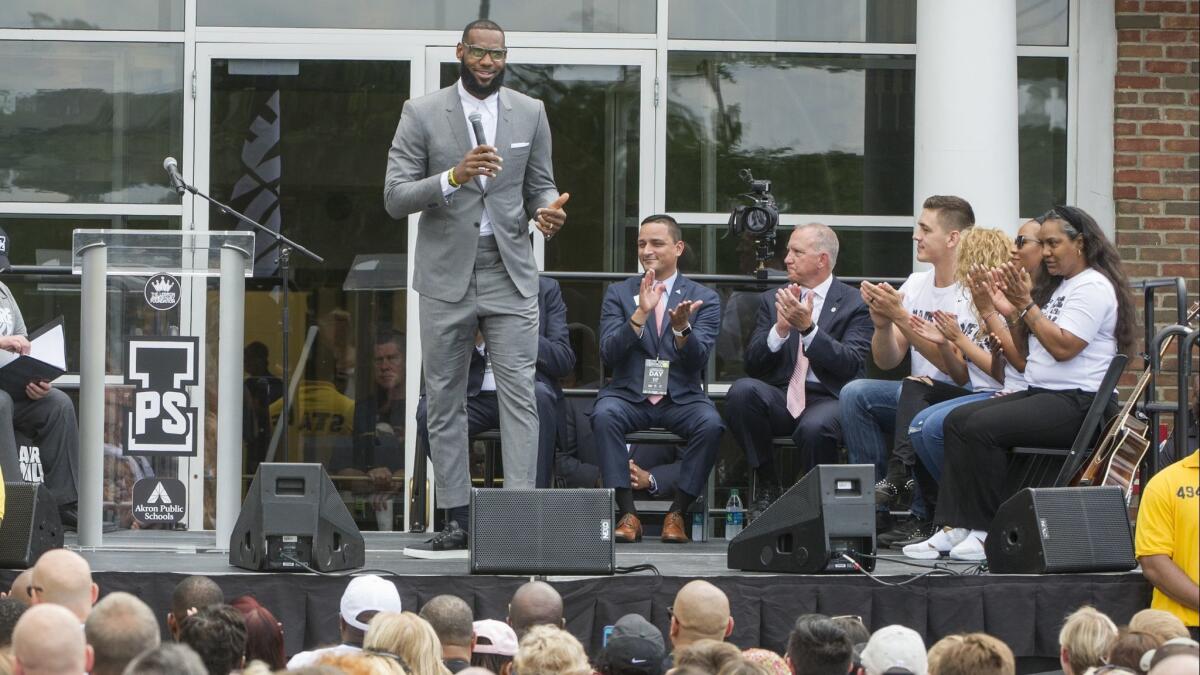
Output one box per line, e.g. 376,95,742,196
511,142,530,148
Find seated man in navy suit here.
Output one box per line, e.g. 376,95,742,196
417,276,575,488
558,396,687,501
591,214,722,544
724,223,873,519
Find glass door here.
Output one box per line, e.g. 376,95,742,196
424,46,657,273
193,43,423,532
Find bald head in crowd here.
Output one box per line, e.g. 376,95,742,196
168,575,224,640
31,550,98,621
508,581,564,638
669,581,734,650
85,592,161,675
12,603,94,674
6,570,34,607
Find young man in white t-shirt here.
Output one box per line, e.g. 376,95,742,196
838,195,975,536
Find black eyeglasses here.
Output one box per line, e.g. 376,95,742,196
1047,205,1084,239
1014,235,1041,248
462,42,508,60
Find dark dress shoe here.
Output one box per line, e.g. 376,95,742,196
614,513,642,543
661,511,690,543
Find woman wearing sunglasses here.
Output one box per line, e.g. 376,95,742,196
904,206,1135,562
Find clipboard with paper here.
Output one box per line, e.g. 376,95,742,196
0,316,67,398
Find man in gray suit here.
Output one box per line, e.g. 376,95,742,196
384,19,568,552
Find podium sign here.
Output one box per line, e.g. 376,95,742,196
73,229,253,547
125,336,201,457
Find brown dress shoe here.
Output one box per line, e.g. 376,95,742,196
661,511,690,543
614,513,642,543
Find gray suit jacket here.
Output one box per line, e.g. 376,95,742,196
384,84,559,303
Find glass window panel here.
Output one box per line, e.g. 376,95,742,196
0,1,183,30
669,0,915,43
200,0,654,32
440,61,642,274
0,42,184,204
0,215,179,373
1017,0,1069,46
666,53,915,216
1018,57,1068,217
210,59,410,502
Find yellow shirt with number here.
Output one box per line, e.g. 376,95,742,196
1135,450,1200,627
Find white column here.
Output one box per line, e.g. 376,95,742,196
215,245,248,549
78,244,107,547
914,0,1019,234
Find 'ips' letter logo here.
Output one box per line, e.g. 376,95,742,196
125,337,199,456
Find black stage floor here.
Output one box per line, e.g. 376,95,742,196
0,531,1150,673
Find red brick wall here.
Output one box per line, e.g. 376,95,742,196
1113,0,1199,402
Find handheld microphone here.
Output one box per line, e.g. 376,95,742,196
162,156,186,195
468,113,487,147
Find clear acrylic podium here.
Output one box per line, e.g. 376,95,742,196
72,230,254,547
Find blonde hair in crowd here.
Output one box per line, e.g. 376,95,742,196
365,612,451,675
954,227,1012,330
511,625,591,675
1058,606,1118,675
927,633,1015,675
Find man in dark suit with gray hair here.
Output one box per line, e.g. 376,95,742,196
724,223,873,519
385,19,568,552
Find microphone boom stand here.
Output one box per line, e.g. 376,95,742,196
171,173,323,460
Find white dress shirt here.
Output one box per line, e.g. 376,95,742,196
441,80,500,236
766,274,834,384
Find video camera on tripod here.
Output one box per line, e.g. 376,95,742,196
726,169,779,280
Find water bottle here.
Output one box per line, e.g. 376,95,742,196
691,512,704,542
725,489,744,540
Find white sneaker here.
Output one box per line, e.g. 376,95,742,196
949,530,988,562
902,526,969,560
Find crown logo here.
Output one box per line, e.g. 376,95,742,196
151,277,175,293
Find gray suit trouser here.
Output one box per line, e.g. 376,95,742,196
0,388,79,507
420,235,539,509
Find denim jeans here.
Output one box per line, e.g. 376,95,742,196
909,391,994,483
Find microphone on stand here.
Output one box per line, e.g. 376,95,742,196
162,157,186,195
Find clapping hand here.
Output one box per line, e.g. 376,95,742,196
994,262,1033,311
932,310,965,344
909,313,946,345
775,284,813,333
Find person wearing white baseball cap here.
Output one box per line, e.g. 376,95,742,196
859,625,928,675
285,574,403,669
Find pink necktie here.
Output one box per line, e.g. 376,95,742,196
648,286,667,405
786,299,810,418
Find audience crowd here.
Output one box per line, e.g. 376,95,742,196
0,556,1195,675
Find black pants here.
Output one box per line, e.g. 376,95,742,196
935,388,1095,530
890,378,972,511
724,379,842,478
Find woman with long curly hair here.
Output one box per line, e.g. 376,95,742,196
905,206,1134,562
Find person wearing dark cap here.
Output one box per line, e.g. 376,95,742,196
0,228,80,529
606,614,668,674
597,633,665,675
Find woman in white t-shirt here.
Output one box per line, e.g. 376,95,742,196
903,206,1135,562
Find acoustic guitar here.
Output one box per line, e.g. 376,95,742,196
1071,302,1199,501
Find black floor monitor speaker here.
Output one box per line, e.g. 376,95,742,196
986,486,1136,574
727,464,875,573
0,483,64,569
229,463,364,572
470,488,614,575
